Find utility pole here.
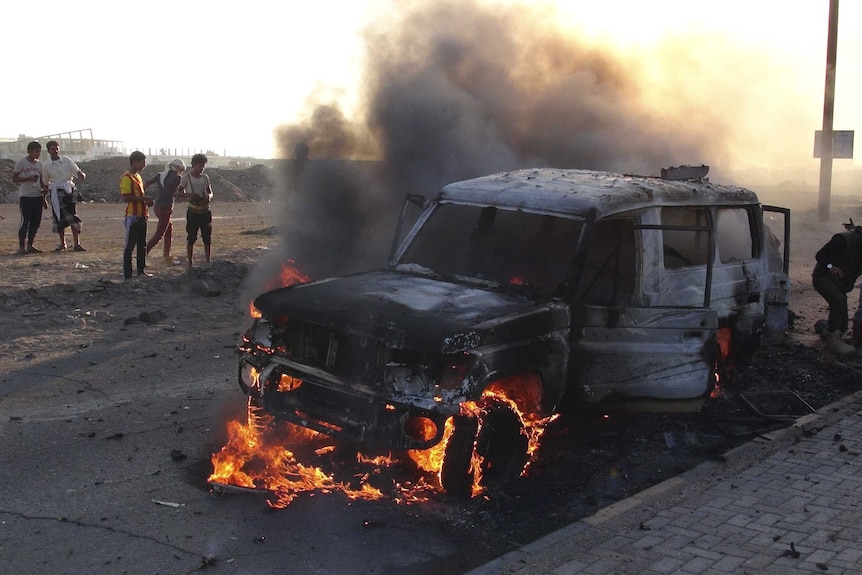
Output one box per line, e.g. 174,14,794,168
818,0,840,221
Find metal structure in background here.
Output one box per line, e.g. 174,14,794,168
0,128,123,162
0,129,261,168
818,0,840,222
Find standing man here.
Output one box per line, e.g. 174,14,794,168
812,224,862,366
11,141,46,254
120,151,154,279
144,158,185,259
177,153,213,268
42,140,87,252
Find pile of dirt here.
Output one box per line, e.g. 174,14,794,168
0,159,17,201
0,156,278,204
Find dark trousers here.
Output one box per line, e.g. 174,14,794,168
19,196,43,246
186,208,212,245
813,272,849,332
123,216,148,279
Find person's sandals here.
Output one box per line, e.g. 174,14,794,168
74,245,86,252
27,246,43,253
54,244,67,252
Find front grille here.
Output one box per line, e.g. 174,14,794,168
273,321,387,384
266,381,378,442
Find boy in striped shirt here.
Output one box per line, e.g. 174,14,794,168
120,151,154,279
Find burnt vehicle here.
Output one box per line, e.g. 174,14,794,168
238,166,790,495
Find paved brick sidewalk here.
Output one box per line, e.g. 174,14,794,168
468,391,862,575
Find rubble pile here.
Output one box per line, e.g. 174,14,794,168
0,156,277,204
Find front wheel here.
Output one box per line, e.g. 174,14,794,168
440,398,529,498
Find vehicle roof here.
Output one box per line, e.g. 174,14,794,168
439,168,760,219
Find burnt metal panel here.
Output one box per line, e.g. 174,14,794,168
570,305,718,403
254,270,569,353
439,169,759,220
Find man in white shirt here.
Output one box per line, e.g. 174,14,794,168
42,140,86,251
11,141,47,254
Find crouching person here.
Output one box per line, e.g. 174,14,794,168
812,224,862,366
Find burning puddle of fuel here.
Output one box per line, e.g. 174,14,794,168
207,387,557,509
208,399,431,508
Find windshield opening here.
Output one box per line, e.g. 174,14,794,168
399,203,582,292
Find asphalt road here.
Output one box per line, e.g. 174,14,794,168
0,202,503,575
0,327,491,575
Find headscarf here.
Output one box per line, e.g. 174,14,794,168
159,158,186,187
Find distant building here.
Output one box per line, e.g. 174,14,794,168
0,129,122,162
1,129,269,167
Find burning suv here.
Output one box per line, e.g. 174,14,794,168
238,166,790,495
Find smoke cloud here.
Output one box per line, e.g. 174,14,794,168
261,0,811,284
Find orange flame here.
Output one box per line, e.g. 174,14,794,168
407,373,556,496
247,260,311,319
249,302,262,319
712,327,734,397
208,399,384,508
210,371,556,506
278,262,310,287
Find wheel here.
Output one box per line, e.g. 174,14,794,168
474,399,529,487
440,398,530,498
440,413,478,499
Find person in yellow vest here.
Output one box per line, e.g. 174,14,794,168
120,151,154,279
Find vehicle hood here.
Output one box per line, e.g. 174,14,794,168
253,269,570,353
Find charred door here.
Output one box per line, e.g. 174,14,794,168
569,216,717,407
762,205,791,340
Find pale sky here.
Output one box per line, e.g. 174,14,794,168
5,0,860,168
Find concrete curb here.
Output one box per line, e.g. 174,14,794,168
465,389,862,575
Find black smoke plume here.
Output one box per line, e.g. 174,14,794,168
266,0,729,282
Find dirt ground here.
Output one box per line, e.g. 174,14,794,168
0,201,280,427
2,184,862,558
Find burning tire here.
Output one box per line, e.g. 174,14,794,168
440,412,479,499
476,400,530,485
440,398,530,498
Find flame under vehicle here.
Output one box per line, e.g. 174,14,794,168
238,167,790,496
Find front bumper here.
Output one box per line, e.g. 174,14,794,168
239,354,451,451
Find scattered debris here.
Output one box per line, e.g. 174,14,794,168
739,391,815,421
192,279,221,297
781,542,801,559
240,226,277,236
151,499,184,508
138,310,168,324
